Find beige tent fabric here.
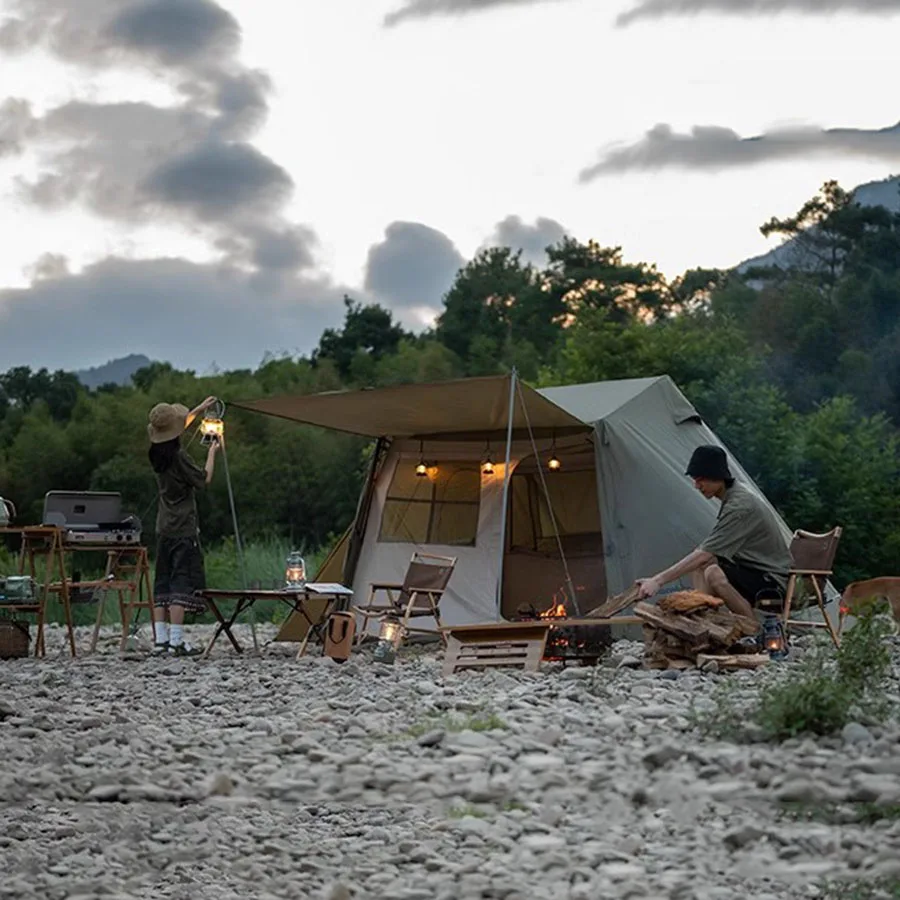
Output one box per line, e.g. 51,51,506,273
231,375,590,439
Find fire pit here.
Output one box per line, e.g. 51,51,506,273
516,601,612,666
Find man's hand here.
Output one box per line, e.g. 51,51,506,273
636,576,662,600
201,395,218,410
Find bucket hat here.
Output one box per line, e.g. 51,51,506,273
148,402,189,444
685,444,732,482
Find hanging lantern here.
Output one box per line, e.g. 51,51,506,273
415,439,428,477
373,615,403,664
547,433,561,471
761,614,788,660
199,399,225,445
481,440,494,476
284,550,307,591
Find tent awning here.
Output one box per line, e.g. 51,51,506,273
231,374,591,440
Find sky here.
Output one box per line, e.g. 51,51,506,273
1,0,899,373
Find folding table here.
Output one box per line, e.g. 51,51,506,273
199,583,353,659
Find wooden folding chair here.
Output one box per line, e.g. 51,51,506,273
354,552,457,648
782,526,843,648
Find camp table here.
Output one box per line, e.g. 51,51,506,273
199,583,354,659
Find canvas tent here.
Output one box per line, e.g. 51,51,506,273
233,374,811,639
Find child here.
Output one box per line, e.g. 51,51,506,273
147,396,219,657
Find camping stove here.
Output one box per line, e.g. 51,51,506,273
516,603,612,666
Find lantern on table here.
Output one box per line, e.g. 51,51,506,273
373,614,403,664
284,550,307,592
761,614,788,660
200,400,225,445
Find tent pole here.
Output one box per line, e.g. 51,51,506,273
495,368,517,619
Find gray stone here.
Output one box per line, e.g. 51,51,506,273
417,729,445,748
841,722,874,746
723,825,767,850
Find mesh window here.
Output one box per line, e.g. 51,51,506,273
379,462,481,546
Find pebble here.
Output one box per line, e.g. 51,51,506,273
0,622,898,900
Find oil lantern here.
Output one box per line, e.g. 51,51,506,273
284,550,307,591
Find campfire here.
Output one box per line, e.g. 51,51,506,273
517,592,611,665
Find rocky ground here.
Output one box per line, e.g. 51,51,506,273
1,623,899,900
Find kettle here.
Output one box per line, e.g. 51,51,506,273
0,497,14,527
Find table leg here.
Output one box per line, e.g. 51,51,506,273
296,597,335,659
203,598,250,659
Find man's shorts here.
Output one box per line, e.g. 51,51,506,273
717,557,784,606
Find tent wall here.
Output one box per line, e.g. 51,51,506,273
351,440,514,629
584,377,792,597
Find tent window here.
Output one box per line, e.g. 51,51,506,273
509,471,601,551
379,461,481,546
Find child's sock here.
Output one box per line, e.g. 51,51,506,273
154,621,169,644
169,624,184,647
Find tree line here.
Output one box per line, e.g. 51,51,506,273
1,181,898,587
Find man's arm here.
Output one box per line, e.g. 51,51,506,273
636,547,716,600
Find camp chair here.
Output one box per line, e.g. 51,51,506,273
780,526,843,648
354,552,457,648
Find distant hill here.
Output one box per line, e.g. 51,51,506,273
75,354,153,389
737,174,900,274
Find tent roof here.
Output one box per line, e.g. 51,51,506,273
537,377,663,424
231,374,591,440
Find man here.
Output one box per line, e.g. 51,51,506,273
636,444,793,621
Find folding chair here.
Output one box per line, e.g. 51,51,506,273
781,526,843,648
354,552,457,648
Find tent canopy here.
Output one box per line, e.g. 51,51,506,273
231,374,591,440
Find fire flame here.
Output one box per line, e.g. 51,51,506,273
539,601,567,619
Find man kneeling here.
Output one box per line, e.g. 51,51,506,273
636,445,792,622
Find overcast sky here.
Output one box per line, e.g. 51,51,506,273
1,0,898,372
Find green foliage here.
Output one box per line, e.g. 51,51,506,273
2,177,900,603
818,878,900,900
694,607,895,743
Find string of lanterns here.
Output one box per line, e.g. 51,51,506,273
413,438,562,477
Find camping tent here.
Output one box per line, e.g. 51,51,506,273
233,373,806,638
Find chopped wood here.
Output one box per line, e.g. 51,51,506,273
634,601,713,643
696,653,769,670
636,596,767,672
586,585,640,619
658,590,724,613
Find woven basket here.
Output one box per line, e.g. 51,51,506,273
0,619,29,660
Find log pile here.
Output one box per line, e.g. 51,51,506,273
634,591,768,670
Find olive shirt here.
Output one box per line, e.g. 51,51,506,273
155,449,207,538
700,482,793,585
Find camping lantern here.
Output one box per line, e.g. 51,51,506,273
284,551,307,591
200,399,225,445
373,615,403,664
547,434,561,471
481,441,494,476
415,440,428,477
762,614,788,660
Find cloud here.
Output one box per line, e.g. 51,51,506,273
578,121,900,180
363,222,465,326
616,0,900,28
106,0,239,64
480,215,568,265
0,256,348,372
383,0,564,26
0,0,315,276
145,142,292,219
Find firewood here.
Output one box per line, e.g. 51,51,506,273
634,601,712,643
586,584,640,619
696,653,769,670
658,590,724,613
